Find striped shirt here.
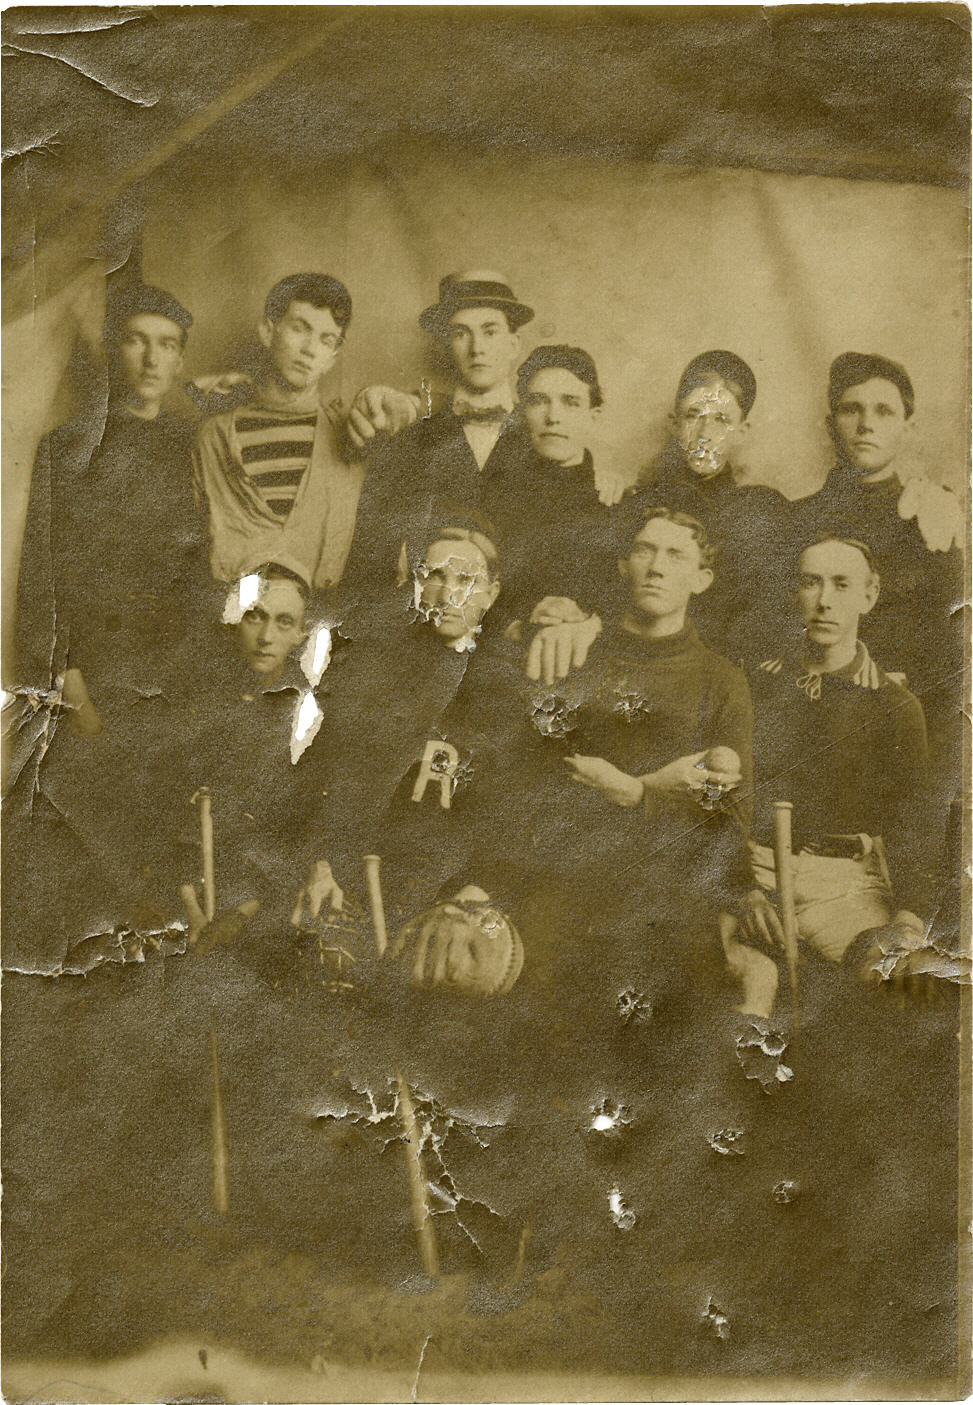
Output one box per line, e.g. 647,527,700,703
234,407,317,518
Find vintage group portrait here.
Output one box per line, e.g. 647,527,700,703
1,5,969,1401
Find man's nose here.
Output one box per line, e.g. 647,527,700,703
143,343,160,367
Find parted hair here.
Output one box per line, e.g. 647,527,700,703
264,273,352,336
797,535,880,584
632,506,717,571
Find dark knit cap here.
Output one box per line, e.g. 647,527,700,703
104,284,193,343
517,344,603,408
676,350,756,418
828,352,914,418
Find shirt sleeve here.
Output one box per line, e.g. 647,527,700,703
882,688,938,923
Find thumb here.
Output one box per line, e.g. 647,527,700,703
236,899,260,919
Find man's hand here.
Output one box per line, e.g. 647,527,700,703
62,668,103,739
564,754,643,807
526,613,602,685
529,596,587,626
855,912,945,1005
391,885,523,997
290,859,344,927
594,467,629,507
190,371,254,397
180,884,260,956
739,888,786,950
346,386,420,451
643,749,740,800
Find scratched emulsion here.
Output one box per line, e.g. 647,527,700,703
1,7,969,1402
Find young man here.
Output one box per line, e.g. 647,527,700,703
490,344,619,630
192,272,414,593
551,507,752,919
740,536,936,975
731,536,955,1340
619,350,791,666
794,353,963,744
16,282,210,740
342,269,535,593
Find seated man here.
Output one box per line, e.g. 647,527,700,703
617,349,791,666
310,523,523,997
192,273,412,593
539,506,753,983
739,535,937,990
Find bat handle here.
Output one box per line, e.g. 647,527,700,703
194,786,216,922
363,854,388,956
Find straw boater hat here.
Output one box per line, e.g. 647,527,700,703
419,269,534,335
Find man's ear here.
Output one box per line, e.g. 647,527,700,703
617,556,630,582
861,574,880,616
486,579,501,608
690,566,714,597
825,413,839,448
736,418,751,444
258,317,275,351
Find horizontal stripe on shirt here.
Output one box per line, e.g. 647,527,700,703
241,438,314,464
235,414,318,432
234,408,316,519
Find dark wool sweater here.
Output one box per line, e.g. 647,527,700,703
17,403,212,706
749,643,937,921
615,443,793,665
486,448,619,621
510,618,754,912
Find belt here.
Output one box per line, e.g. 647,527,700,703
801,833,875,860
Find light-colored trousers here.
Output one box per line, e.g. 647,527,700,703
749,839,894,963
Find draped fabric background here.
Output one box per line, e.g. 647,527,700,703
2,7,968,681
3,153,966,677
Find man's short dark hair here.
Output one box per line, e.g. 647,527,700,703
251,561,311,606
104,284,193,347
517,345,603,408
828,352,914,419
264,274,352,337
632,506,717,570
797,535,880,584
676,350,756,419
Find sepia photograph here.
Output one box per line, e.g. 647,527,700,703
1,5,970,1401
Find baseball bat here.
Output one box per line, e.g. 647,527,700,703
772,801,801,1027
394,1067,439,1279
363,854,389,956
197,786,216,922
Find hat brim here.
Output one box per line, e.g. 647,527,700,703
419,297,534,334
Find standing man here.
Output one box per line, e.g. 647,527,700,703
16,282,209,739
343,269,534,593
492,344,618,629
192,273,412,594
620,350,791,665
